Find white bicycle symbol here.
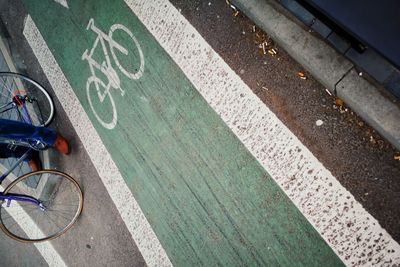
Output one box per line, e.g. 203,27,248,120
82,18,144,129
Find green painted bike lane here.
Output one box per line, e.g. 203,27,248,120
23,0,343,266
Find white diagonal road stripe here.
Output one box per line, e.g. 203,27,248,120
23,15,172,267
125,0,400,265
23,0,400,265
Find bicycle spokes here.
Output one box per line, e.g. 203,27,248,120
12,94,33,124
0,72,55,127
0,170,83,242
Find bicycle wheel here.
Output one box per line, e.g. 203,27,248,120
0,72,54,126
110,24,144,80
86,76,117,129
0,170,83,242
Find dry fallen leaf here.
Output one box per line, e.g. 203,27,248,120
268,48,277,55
395,155,400,161
370,136,376,144
228,3,239,16
335,98,344,106
297,71,307,80
261,42,267,55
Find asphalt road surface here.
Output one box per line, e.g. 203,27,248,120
0,0,399,266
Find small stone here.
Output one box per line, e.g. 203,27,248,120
325,89,333,96
316,120,324,126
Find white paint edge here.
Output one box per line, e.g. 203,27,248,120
125,0,400,266
23,15,172,267
0,36,17,72
54,0,69,9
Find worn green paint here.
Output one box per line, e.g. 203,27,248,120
22,0,343,266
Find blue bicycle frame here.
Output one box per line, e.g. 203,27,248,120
0,145,44,207
0,146,45,212
0,94,34,125
0,192,42,207
0,90,37,184
0,98,41,207
0,146,32,184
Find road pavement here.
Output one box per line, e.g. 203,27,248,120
0,0,399,266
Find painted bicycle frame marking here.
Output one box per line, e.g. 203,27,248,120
82,18,145,129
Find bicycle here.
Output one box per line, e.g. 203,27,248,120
0,72,83,242
82,18,145,129
0,72,54,127
0,71,55,176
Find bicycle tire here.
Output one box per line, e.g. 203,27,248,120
109,24,144,80
0,170,83,242
0,72,55,127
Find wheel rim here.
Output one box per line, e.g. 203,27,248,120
0,72,54,177
86,76,117,129
0,170,83,242
110,25,145,80
0,72,55,127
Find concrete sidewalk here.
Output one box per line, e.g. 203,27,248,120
232,0,400,151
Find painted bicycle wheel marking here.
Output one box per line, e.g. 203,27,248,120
82,18,144,129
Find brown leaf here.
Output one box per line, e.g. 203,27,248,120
268,48,277,56
297,71,307,80
335,98,344,106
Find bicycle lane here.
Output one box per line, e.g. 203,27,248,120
21,0,400,266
